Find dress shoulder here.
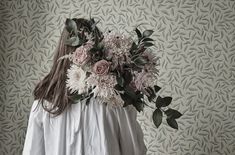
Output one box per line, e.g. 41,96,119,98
22,100,46,155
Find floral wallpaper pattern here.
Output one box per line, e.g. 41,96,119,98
0,0,234,154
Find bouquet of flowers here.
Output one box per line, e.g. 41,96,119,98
58,18,182,129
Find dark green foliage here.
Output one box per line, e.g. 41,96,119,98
145,86,156,102
165,108,182,119
85,92,94,105
155,96,172,108
153,108,163,128
154,85,161,93
67,21,183,130
143,30,154,38
65,18,78,35
130,28,155,71
152,94,182,129
166,118,178,129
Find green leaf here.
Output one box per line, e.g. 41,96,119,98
85,93,94,105
166,118,178,129
114,84,124,91
135,28,142,39
134,56,148,66
136,91,144,99
91,19,100,31
123,101,131,107
142,38,154,42
130,44,137,55
116,75,124,87
155,96,172,108
146,87,156,102
120,93,133,107
65,36,80,46
65,18,78,34
154,85,161,93
152,108,163,128
143,30,154,37
96,42,104,50
132,100,144,112
130,42,138,51
143,42,154,47
125,85,137,99
165,108,182,119
123,71,132,85
71,94,83,104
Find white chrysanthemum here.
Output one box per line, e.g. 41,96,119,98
86,73,124,107
66,64,88,94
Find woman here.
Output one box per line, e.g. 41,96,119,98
22,18,147,155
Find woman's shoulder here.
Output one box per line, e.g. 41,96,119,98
29,99,52,120
31,99,51,112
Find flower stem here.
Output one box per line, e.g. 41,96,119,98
143,102,155,109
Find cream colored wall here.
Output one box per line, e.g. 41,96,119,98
0,0,234,154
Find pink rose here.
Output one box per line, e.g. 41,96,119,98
72,46,90,66
93,60,111,76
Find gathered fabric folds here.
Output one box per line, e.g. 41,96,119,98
22,97,147,155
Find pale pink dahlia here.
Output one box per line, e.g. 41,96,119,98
86,73,124,107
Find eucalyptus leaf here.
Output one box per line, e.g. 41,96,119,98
152,108,163,128
143,42,154,47
143,30,154,37
131,54,140,61
91,19,100,31
141,38,154,42
164,108,182,119
166,118,178,129
155,96,172,108
65,36,80,46
134,56,148,66
135,28,142,39
65,18,78,34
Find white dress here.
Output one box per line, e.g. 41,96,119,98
22,96,147,155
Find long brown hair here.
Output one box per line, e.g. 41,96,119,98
33,18,102,117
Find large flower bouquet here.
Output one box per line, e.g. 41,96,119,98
58,18,182,129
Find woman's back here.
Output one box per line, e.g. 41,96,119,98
22,96,147,155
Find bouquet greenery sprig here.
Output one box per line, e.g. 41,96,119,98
58,18,182,129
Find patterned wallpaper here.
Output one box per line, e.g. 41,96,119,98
0,0,235,154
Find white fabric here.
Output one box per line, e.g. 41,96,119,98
22,97,147,155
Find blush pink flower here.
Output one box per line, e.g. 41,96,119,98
92,60,111,76
103,32,133,70
72,46,91,66
142,50,160,75
85,73,124,107
134,70,156,91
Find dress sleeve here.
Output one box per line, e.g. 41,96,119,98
22,100,45,155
